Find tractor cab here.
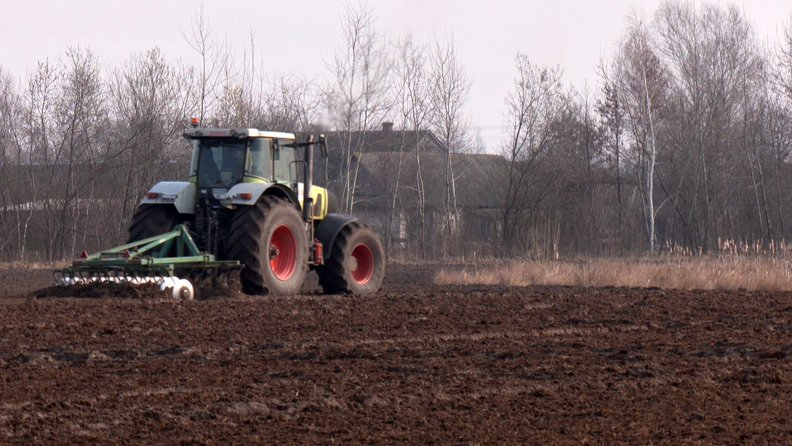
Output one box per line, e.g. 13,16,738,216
183,127,298,190
176,127,332,225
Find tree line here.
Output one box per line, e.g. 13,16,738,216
0,0,791,261
500,1,792,257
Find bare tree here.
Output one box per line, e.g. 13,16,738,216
429,34,470,256
387,35,432,258
23,60,60,259
500,54,565,253
0,66,27,260
776,16,792,103
620,18,663,253
56,48,106,258
183,1,228,124
326,1,393,212
258,75,322,132
214,64,253,126
770,15,792,237
596,75,626,252
573,87,605,253
108,48,196,241
651,1,761,250
17,49,108,260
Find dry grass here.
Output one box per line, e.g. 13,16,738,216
0,261,67,271
435,257,792,291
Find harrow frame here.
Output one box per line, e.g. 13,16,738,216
55,225,240,293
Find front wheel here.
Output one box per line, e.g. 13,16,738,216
226,196,308,295
318,222,385,295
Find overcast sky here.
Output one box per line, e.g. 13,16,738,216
1,0,790,150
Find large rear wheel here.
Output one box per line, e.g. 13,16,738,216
127,205,180,243
318,222,385,295
226,196,307,295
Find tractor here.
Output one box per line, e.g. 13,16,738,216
56,120,385,298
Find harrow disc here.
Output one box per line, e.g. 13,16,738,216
164,278,194,300
54,272,196,300
50,266,242,300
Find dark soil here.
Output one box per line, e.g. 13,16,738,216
2,263,792,444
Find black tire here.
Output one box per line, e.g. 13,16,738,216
317,222,385,295
226,196,307,295
127,205,180,243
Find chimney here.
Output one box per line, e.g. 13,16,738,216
381,121,394,132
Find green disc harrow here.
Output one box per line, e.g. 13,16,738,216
55,225,241,299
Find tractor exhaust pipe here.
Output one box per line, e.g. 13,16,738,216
303,134,315,223
300,134,327,265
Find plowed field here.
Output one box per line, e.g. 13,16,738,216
2,264,792,444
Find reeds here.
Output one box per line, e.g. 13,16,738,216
0,261,67,271
435,255,792,291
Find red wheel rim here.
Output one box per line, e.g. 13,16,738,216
269,225,297,280
350,244,374,284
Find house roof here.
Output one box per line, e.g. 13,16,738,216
312,125,507,210
354,151,507,209
322,127,446,154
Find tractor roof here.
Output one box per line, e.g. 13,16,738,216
183,127,296,141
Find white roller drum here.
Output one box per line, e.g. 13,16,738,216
161,278,194,300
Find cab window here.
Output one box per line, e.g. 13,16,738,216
272,141,295,182
194,139,246,188
248,139,273,180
